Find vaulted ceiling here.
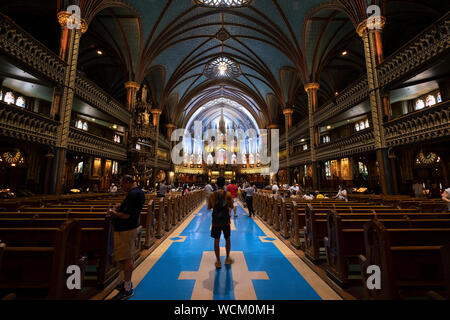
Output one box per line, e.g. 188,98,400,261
1,0,448,131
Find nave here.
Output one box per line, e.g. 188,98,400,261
106,202,340,300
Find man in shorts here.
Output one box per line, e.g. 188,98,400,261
226,179,239,217
110,175,145,300
208,176,234,269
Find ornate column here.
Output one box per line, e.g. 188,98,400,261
151,108,162,185
166,123,176,173
124,81,140,147
304,83,320,190
357,16,393,194
51,11,88,195
125,81,140,112
283,108,294,184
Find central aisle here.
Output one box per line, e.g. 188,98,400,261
118,203,341,300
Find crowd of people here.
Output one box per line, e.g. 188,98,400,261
266,182,349,202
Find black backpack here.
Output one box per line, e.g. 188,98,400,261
212,191,229,226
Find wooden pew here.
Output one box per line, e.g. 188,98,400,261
280,198,293,238
302,206,438,263
325,210,450,287
0,220,86,299
153,197,165,239
359,220,450,299
164,196,172,232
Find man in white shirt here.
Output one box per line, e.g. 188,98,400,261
272,182,279,194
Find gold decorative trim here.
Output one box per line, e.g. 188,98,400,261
282,108,294,116
57,11,88,34
268,124,279,129
304,83,320,92
356,16,386,37
124,81,140,90
150,109,162,115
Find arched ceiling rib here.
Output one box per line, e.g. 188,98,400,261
2,1,447,131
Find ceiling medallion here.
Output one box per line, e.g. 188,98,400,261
216,27,231,42
194,0,253,8
204,56,241,80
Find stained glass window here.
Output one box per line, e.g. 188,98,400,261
323,136,330,143
194,0,252,8
358,162,368,174
112,161,118,175
437,92,442,103
4,92,14,105
74,162,83,174
355,123,360,132
76,120,83,129
0,91,3,101
15,97,25,108
359,122,365,130
415,99,425,110
325,161,331,178
114,134,121,143
303,144,308,151
426,95,436,107
365,119,370,128
136,144,141,150
82,122,88,131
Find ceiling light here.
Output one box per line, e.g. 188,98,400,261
112,125,118,129
327,125,332,130
218,62,228,75
341,50,348,56
97,50,103,56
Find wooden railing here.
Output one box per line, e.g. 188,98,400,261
0,102,58,146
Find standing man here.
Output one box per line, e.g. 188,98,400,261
158,180,168,198
205,181,213,205
208,177,234,268
272,181,279,194
226,179,239,218
110,175,145,300
244,184,256,217
412,180,424,198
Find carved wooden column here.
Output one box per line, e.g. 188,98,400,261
51,11,88,195
283,108,294,184
304,83,320,190
357,17,393,195
151,108,162,185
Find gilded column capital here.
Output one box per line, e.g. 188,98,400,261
57,11,88,34
150,109,163,116
356,16,386,37
124,81,141,90
268,124,279,130
282,108,294,116
166,123,176,129
304,83,320,92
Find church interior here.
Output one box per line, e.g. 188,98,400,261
0,0,450,302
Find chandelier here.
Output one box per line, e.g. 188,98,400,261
204,56,241,79
194,0,253,8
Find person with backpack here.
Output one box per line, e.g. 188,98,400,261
207,176,234,269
